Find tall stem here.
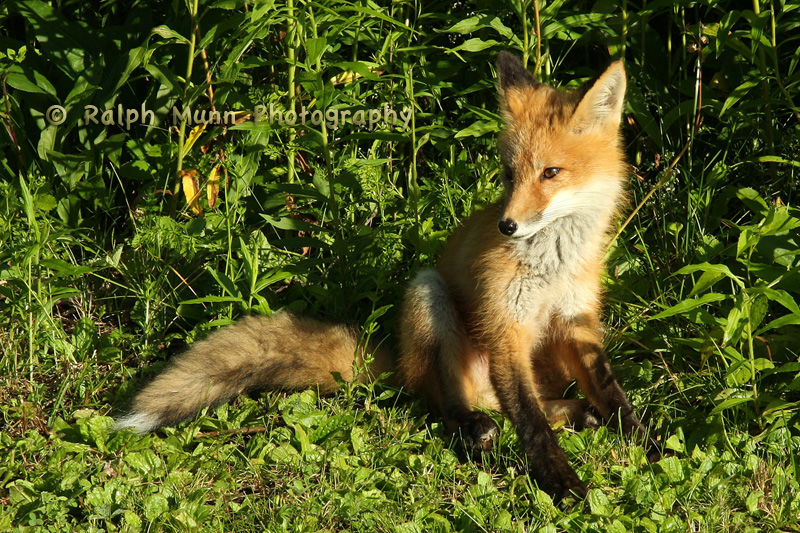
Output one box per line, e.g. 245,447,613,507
171,0,199,215
533,0,542,76
287,0,297,183
752,0,775,174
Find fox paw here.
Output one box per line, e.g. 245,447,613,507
573,405,602,431
646,440,676,463
457,412,499,455
557,481,589,510
537,468,589,508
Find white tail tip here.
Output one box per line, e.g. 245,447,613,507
113,412,161,434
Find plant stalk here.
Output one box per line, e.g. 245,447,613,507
171,0,200,215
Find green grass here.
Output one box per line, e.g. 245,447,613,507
2,0,800,530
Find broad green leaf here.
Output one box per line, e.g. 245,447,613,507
748,286,800,316
650,293,728,320
450,38,499,53
291,423,313,458
351,426,368,455
205,267,243,299
444,16,485,34
745,292,769,331
723,300,745,345
756,313,800,335
543,14,609,38
588,489,611,515
15,0,89,73
749,155,800,168
7,480,37,505
488,17,516,40
454,119,501,139
721,79,759,116
124,450,165,475
253,270,295,293
745,491,764,514
688,270,726,296
305,37,327,66
144,494,169,520
759,205,800,237
34,193,57,211
735,187,769,215
5,70,56,97
18,176,38,236
40,258,95,276
151,25,191,45
659,456,688,483
180,295,246,305
711,396,754,414
261,213,331,232
101,46,150,106
309,414,354,444
676,262,744,284
737,227,760,257
665,434,685,454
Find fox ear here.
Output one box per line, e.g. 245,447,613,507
571,61,626,133
497,51,539,92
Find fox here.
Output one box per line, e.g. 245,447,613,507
115,52,654,504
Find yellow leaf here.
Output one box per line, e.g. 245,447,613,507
180,169,202,215
181,124,206,158
207,165,220,209
330,67,384,86
330,70,359,85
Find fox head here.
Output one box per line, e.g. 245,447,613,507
495,52,628,240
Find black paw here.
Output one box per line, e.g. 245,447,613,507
573,405,602,431
646,440,676,463
608,411,646,437
558,482,589,510
539,471,589,509
457,411,499,456
529,447,589,507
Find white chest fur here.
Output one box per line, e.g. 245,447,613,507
506,213,601,323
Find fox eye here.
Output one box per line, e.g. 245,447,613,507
541,167,561,180
504,166,515,183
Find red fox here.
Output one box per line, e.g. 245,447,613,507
116,52,653,503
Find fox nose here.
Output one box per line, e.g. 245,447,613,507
498,218,518,236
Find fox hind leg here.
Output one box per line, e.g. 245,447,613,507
533,340,602,430
559,319,643,434
540,398,602,430
397,269,499,454
559,316,664,462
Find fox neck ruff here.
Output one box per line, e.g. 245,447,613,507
510,210,601,277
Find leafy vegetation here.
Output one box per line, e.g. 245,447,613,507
1,0,799,530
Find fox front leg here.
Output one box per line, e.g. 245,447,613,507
489,335,588,503
561,316,662,462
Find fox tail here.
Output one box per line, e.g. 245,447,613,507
114,313,393,433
